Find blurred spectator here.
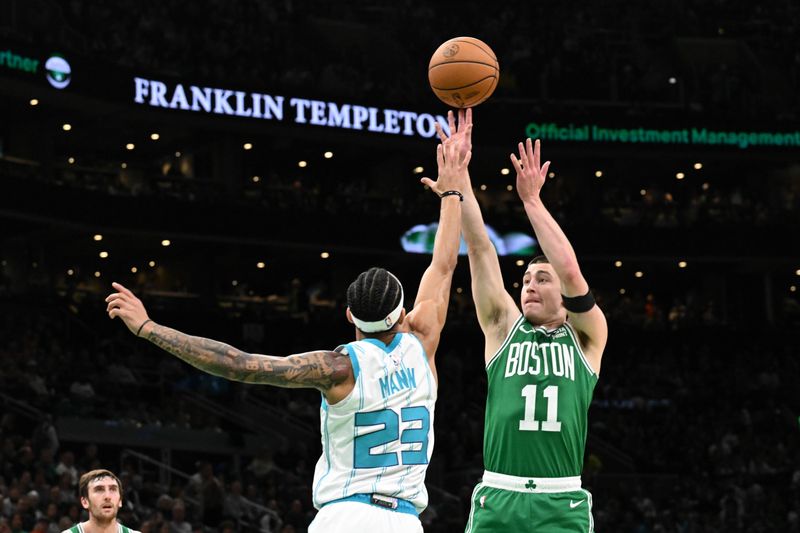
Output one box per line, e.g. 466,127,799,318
53,454,77,489
168,501,190,533
185,463,223,528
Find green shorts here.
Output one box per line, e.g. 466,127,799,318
465,483,594,532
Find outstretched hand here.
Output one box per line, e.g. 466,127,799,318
105,282,151,336
511,138,551,204
436,108,472,161
422,108,473,196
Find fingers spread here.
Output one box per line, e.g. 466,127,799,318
518,142,527,166
435,122,448,143
510,153,522,173
436,143,444,169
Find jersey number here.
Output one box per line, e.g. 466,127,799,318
353,407,430,468
519,384,561,432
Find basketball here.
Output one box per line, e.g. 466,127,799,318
428,37,499,108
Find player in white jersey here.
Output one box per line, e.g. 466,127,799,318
62,469,140,533
105,110,473,532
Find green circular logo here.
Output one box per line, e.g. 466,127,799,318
45,55,71,89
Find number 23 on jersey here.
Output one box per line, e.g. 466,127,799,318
353,406,430,468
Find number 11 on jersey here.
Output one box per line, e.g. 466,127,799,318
519,384,561,432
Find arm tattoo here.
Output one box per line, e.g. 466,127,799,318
145,323,352,390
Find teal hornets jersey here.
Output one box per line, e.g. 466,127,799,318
312,333,437,513
483,315,598,477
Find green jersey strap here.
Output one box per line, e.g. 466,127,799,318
66,523,134,533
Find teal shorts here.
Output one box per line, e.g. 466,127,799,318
465,483,594,532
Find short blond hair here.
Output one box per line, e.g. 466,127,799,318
79,469,122,500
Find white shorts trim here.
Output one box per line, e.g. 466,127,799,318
309,501,422,533
482,470,581,493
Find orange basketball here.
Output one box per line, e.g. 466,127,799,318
428,37,499,108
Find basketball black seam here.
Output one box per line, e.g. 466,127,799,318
472,76,498,106
431,75,497,91
448,39,497,62
429,60,497,69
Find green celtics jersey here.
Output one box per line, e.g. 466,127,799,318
483,315,598,478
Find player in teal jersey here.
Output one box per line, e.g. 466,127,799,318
436,111,608,532
105,120,472,533
61,470,140,533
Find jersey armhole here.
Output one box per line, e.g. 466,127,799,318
564,322,598,378
408,332,437,395
485,314,525,370
326,344,361,409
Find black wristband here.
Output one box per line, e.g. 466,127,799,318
136,319,153,337
440,190,463,201
562,290,596,313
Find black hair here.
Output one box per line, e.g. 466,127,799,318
347,267,403,322
528,255,550,267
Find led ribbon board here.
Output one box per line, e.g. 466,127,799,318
526,122,800,150
133,77,450,139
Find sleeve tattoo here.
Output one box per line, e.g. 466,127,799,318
145,323,352,390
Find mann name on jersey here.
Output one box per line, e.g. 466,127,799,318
379,367,417,399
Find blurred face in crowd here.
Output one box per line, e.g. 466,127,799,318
85,444,98,459
46,503,59,520
39,448,55,464
19,448,34,464
80,476,121,523
172,505,185,523
16,497,30,513
520,262,567,326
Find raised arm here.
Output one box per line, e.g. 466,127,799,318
407,120,469,364
105,283,353,395
511,138,608,371
437,110,519,358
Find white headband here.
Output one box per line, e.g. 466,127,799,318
350,274,404,333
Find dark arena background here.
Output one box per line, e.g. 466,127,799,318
2,1,799,532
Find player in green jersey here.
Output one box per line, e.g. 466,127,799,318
437,111,608,532
61,470,140,533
